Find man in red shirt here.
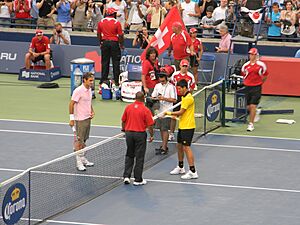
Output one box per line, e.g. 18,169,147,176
169,59,195,140
25,29,52,69
14,0,31,27
241,48,268,132
168,22,194,70
122,91,154,186
97,7,124,87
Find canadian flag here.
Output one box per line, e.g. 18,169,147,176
141,7,185,61
241,7,263,24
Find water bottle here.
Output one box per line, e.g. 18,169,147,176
73,66,83,88
112,88,116,100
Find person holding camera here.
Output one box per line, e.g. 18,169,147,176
151,73,177,155
14,0,32,27
56,0,72,31
36,0,56,28
126,0,147,37
132,26,150,49
0,0,13,27
50,22,71,45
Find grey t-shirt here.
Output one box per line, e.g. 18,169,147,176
201,16,215,37
53,29,71,45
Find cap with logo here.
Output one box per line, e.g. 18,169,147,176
189,27,197,33
106,8,117,16
180,59,189,66
248,48,259,55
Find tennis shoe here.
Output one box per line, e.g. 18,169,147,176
168,133,175,141
76,161,86,171
123,177,130,184
181,170,198,179
133,179,147,186
81,157,94,167
247,123,255,132
170,166,185,175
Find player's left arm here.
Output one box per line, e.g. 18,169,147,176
90,105,95,119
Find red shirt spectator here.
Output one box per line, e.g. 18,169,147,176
241,60,268,86
142,58,159,89
30,36,50,53
122,101,154,132
192,38,202,53
14,0,31,18
171,30,192,60
171,71,195,96
97,17,123,42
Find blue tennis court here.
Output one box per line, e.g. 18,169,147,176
1,120,300,225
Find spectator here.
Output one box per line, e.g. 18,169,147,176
200,5,215,37
0,0,13,27
126,0,147,38
164,0,179,13
50,22,71,45
198,0,217,19
179,0,200,29
243,0,264,10
225,0,235,29
151,73,177,155
14,0,31,27
141,46,159,96
189,27,203,89
212,0,227,30
144,0,153,30
86,0,103,32
146,0,167,30
36,0,56,28
169,21,194,70
169,59,195,141
132,26,151,49
25,29,52,70
280,0,297,41
97,7,124,86
56,0,72,31
216,24,233,53
30,0,39,23
107,0,128,29
266,2,281,41
72,0,89,31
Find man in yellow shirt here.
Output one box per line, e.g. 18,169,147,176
165,79,198,179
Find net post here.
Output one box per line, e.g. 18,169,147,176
28,169,31,225
221,80,226,127
204,88,207,134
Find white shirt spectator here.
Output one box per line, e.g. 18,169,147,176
129,3,146,24
181,0,198,26
212,5,227,21
152,81,177,113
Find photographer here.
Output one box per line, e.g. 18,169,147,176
132,26,150,49
50,22,71,45
151,73,176,155
86,0,103,32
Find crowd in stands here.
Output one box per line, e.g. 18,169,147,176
0,0,299,41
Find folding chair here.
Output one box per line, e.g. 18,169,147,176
161,51,174,65
198,53,216,85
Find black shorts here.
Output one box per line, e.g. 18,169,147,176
244,85,262,105
173,95,182,112
177,128,195,146
190,55,199,67
32,50,53,63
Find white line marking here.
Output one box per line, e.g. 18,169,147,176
0,129,109,139
29,171,300,194
193,143,300,153
1,129,299,154
0,168,24,172
0,119,120,128
210,132,300,141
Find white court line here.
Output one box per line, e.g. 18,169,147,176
0,217,105,225
0,168,24,172
1,129,300,154
0,119,120,129
0,129,108,139
1,118,300,141
27,171,300,194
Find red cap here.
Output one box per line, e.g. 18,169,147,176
106,8,117,16
248,48,259,55
189,27,197,33
180,59,189,67
35,29,43,36
172,22,182,29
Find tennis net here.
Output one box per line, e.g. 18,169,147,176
0,80,225,225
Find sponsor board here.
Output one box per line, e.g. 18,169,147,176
205,90,221,122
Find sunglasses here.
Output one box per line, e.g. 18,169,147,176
181,65,188,67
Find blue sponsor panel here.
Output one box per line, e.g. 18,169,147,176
18,67,61,82
1,183,27,225
205,90,221,122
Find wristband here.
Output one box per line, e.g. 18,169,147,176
166,111,172,116
70,114,75,120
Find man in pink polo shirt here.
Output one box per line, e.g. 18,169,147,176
216,25,233,53
69,72,95,171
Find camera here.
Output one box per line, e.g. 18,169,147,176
57,29,62,34
137,31,143,39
